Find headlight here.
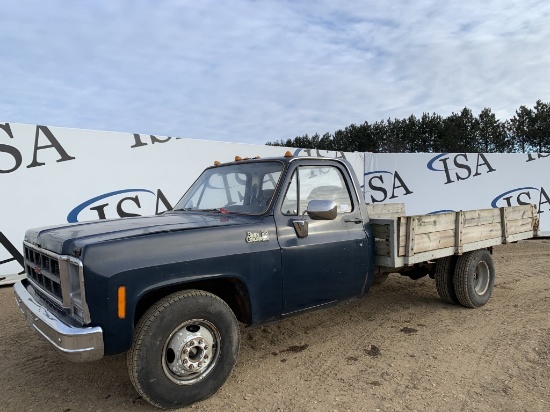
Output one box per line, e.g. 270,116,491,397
67,260,84,318
60,256,91,324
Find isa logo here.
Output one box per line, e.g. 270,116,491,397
293,148,346,159
364,170,413,203
491,187,550,214
427,153,496,184
67,189,175,223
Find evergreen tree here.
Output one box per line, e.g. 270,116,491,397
266,100,550,154
476,108,509,152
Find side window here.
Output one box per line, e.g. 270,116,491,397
281,166,353,215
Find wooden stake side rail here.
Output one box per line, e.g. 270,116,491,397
368,203,539,269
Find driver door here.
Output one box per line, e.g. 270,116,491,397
275,162,368,314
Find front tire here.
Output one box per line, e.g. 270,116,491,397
453,249,495,308
127,290,240,409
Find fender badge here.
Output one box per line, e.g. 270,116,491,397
246,231,269,243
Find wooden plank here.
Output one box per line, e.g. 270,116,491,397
507,230,538,243
413,212,457,234
463,208,500,227
503,204,537,221
462,205,534,227
405,216,416,257
455,211,464,254
398,217,407,256
458,224,500,248
371,223,391,240
374,240,391,257
500,207,509,243
366,203,406,219
530,204,540,235
413,229,456,253
505,219,539,236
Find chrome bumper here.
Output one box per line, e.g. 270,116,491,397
13,280,104,362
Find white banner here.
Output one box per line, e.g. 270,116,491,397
0,122,362,284
3,122,544,285
363,152,549,234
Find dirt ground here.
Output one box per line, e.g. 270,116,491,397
0,239,548,412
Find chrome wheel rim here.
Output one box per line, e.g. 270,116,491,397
474,261,490,295
162,319,221,385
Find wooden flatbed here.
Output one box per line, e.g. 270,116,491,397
367,203,539,271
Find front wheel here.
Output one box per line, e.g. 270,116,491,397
127,290,240,409
453,249,495,308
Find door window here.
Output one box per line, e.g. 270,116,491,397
281,166,353,216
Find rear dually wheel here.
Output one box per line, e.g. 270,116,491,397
453,249,495,308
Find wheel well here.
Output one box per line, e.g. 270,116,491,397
134,278,252,327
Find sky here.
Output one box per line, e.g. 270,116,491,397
1,0,549,145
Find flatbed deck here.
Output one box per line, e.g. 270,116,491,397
367,203,539,270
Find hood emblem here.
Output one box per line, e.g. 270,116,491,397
33,266,41,275
246,231,269,243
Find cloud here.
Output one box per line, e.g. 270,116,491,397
1,0,549,144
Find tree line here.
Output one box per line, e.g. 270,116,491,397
266,100,550,153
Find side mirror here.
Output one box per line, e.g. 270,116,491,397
306,200,337,220
292,200,338,238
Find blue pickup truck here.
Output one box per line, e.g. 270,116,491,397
13,153,539,408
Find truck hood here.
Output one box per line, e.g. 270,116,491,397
24,212,259,255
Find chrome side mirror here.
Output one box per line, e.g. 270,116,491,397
292,200,337,238
306,200,337,220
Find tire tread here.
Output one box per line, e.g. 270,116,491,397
435,256,458,304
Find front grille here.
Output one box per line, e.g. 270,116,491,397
24,245,63,302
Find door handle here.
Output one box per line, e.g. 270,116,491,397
344,218,363,224
292,219,309,238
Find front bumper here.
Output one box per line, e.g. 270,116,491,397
13,279,104,362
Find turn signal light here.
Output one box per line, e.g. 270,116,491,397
118,286,126,319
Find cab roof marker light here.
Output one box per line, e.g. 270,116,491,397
235,155,260,162
284,151,293,157
214,161,221,166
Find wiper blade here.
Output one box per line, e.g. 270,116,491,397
174,208,230,214
199,208,230,214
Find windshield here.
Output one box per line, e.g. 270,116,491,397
175,161,284,215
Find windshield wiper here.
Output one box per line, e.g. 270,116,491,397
198,208,230,214
174,208,230,214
